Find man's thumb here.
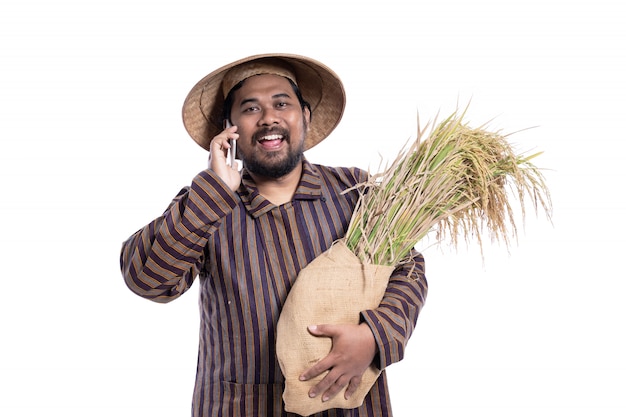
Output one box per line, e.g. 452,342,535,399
307,324,329,336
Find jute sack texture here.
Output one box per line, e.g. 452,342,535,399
276,239,395,416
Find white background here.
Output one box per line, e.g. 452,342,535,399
1,0,624,416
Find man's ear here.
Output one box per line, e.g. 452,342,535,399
303,107,311,132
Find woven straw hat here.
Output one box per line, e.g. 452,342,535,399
182,53,346,152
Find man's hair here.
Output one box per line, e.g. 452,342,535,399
222,77,312,126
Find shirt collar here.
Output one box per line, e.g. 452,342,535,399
238,158,323,218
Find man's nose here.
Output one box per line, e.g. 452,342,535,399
259,108,280,126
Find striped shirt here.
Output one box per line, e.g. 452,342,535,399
120,159,428,416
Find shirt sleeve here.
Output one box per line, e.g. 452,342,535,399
120,169,239,303
360,249,428,370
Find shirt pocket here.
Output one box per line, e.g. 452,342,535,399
220,380,284,415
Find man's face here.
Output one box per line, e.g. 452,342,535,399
229,74,310,178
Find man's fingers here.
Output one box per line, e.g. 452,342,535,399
210,136,234,159
299,323,374,404
321,374,352,402
299,355,331,382
307,369,351,402
209,128,239,168
207,127,241,191
344,375,363,400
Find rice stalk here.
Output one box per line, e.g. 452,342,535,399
343,108,553,266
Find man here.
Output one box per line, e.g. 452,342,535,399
120,54,428,416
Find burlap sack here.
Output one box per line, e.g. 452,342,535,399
276,240,394,416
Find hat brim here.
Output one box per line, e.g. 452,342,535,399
182,53,346,152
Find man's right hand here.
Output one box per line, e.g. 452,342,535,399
208,125,240,191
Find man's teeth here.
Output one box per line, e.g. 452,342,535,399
260,135,283,141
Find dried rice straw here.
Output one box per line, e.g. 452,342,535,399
344,107,553,266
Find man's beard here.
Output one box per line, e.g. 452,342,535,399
243,128,305,179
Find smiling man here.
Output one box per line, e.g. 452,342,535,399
120,54,428,417
218,73,311,205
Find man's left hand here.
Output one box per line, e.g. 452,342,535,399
298,322,377,402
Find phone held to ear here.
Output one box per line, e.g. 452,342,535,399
224,120,236,167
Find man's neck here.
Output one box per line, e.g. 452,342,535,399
249,162,303,206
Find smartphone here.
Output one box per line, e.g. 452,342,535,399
224,120,236,167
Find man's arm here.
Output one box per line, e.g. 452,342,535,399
299,249,428,401
120,169,239,303
360,248,428,368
